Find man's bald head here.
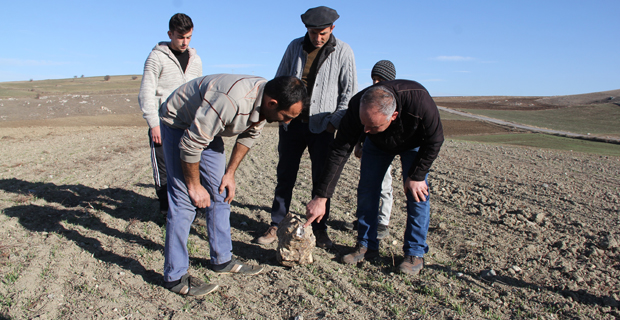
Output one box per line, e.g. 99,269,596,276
360,86,398,134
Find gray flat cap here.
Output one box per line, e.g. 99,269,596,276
301,6,339,29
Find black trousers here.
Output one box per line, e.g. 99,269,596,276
270,119,334,231
149,129,168,212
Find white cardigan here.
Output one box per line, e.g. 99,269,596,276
138,42,202,129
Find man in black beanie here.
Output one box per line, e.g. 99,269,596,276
256,6,358,249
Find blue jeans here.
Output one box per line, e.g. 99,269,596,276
162,125,232,282
270,119,334,231
357,138,430,257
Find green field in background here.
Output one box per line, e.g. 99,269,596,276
460,104,620,137
451,133,620,157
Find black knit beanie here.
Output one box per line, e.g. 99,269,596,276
371,60,396,82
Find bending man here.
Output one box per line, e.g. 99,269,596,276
161,74,307,296
306,80,443,275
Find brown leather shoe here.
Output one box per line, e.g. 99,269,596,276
399,255,424,275
342,243,379,264
314,229,333,249
256,226,278,245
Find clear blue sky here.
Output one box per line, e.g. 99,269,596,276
2,0,618,96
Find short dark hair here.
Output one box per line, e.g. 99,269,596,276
264,76,308,111
169,13,193,34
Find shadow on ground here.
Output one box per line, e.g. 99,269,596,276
0,178,162,285
421,263,620,312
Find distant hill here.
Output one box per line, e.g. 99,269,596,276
0,75,142,98
536,88,620,107
434,89,620,110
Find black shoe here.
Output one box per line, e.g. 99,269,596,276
314,229,333,249
165,274,218,297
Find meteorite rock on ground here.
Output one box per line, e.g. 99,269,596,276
276,213,316,267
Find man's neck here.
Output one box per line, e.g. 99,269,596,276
168,46,187,55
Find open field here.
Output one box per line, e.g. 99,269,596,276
434,91,620,140
457,104,620,138
0,78,619,319
0,76,142,98
1,124,619,319
450,133,620,157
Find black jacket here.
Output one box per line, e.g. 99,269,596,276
316,80,444,198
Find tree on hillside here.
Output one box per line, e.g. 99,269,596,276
104,75,111,81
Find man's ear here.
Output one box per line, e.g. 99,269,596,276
390,111,398,121
266,97,278,110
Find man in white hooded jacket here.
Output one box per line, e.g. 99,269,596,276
138,13,202,217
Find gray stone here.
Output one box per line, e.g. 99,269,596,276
600,234,619,250
276,213,316,267
481,269,496,277
553,241,566,250
534,213,545,224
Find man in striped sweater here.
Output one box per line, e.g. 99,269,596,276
138,13,202,219
160,74,307,296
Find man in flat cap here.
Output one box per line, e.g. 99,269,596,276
256,6,357,248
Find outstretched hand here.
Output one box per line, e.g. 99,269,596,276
305,196,328,228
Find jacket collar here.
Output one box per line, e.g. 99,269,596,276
302,34,337,76
302,33,336,54
155,41,196,59
249,82,267,124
